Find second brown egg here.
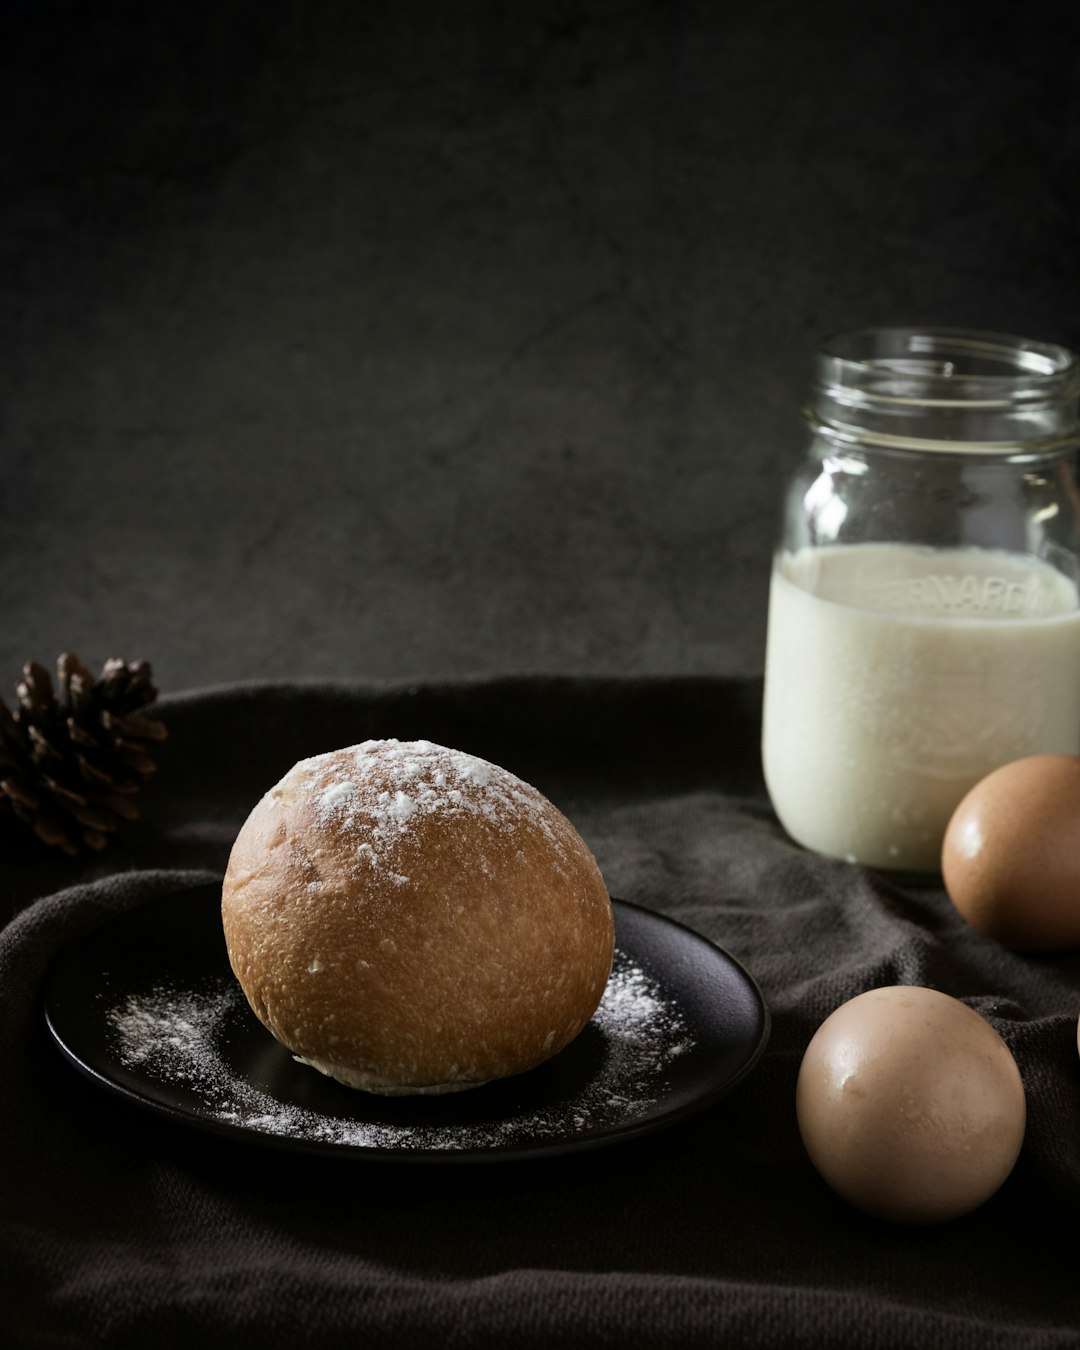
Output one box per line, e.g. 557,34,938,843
942,754,1080,952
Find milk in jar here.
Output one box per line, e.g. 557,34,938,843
762,543,1080,871
764,326,1080,872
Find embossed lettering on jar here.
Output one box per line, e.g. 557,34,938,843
763,328,1080,872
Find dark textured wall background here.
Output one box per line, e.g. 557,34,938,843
3,1,1079,692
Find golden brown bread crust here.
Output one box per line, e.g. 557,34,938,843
221,739,614,1094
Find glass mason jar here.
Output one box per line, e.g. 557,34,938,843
762,327,1080,873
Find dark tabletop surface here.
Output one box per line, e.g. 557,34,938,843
5,3,1080,1347
5,675,1080,1349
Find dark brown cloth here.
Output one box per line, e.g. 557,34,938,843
4,676,1080,1348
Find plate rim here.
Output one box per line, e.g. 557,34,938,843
43,884,771,1164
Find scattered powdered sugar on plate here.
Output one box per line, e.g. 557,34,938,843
104,949,694,1155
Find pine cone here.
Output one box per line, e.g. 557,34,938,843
0,654,168,855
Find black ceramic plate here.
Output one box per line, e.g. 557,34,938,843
43,884,770,1162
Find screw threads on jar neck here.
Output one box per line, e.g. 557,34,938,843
808,327,1080,457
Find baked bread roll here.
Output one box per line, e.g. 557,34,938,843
221,739,614,1095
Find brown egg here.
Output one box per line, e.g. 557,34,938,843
796,986,1026,1224
942,755,1080,952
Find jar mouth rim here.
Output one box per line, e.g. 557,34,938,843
818,326,1080,400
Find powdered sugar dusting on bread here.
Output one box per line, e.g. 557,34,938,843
276,740,567,885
